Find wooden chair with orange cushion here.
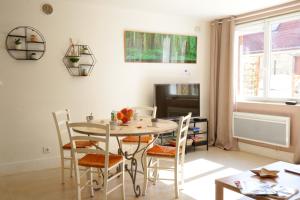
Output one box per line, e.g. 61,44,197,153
52,109,96,184
67,122,125,200
142,113,192,199
120,106,157,147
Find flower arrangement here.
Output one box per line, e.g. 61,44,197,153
117,108,133,124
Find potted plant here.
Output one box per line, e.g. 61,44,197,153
30,52,38,60
69,56,80,67
15,38,22,49
81,46,89,54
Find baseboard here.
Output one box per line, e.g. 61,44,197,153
0,156,61,176
238,142,295,163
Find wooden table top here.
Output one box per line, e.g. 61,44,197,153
72,118,178,137
215,161,300,200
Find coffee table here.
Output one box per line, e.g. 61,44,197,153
215,161,300,200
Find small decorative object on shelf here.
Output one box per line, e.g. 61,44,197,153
30,34,38,42
63,38,96,76
30,52,38,60
6,26,46,60
81,45,89,54
14,38,22,49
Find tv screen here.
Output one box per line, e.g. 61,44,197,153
154,83,200,118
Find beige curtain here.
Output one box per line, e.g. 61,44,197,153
209,18,237,150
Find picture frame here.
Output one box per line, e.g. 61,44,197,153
124,31,197,64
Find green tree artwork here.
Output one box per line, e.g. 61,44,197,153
124,31,197,63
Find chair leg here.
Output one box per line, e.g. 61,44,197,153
103,169,108,200
142,156,148,196
174,161,179,199
180,158,184,188
60,153,65,184
117,142,123,174
76,185,81,200
121,161,126,200
89,168,94,197
153,158,159,185
70,151,73,178
75,167,81,200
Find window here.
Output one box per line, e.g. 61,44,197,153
235,13,300,101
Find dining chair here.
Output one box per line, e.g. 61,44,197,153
52,109,97,184
142,113,192,199
121,106,157,146
66,122,125,200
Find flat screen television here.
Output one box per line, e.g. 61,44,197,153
154,83,200,118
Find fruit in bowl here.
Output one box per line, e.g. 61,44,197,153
117,108,133,124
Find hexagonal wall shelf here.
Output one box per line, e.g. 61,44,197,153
63,44,96,76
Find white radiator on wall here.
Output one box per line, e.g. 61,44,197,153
233,112,290,148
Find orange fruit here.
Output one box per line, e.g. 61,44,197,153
122,117,128,123
117,112,124,120
121,108,128,115
127,109,133,118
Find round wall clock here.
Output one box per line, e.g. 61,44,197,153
42,3,53,15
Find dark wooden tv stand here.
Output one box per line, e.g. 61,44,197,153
158,116,209,152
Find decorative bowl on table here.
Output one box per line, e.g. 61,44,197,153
117,108,133,124
250,168,279,178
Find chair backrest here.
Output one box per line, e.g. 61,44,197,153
66,122,111,169
175,113,192,158
52,109,71,148
132,106,157,118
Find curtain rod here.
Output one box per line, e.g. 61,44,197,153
211,0,300,24
236,0,300,21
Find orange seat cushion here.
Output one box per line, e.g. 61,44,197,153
122,135,153,143
78,154,123,168
146,145,178,158
63,141,97,149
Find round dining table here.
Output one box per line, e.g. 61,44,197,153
72,118,178,197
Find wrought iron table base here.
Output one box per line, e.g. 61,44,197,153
116,135,158,197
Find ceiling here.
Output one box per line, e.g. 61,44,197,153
88,0,293,20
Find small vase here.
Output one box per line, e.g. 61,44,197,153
15,44,21,50
82,68,89,76
72,62,79,67
30,34,38,42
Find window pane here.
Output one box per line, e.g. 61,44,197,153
270,18,300,98
237,26,265,97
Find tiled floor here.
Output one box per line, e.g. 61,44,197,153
0,147,276,200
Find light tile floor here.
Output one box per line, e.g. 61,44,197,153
0,147,276,200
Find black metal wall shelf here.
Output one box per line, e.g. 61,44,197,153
63,44,96,77
7,34,26,38
6,26,46,60
7,49,45,52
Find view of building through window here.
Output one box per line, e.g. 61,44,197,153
236,16,300,100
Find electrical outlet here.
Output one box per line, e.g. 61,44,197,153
42,147,51,154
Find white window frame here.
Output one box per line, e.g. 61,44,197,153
234,12,300,103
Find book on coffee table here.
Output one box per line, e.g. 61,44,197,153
234,180,298,199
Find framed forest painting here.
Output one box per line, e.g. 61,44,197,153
124,31,197,63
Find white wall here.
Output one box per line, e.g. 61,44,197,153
0,0,210,175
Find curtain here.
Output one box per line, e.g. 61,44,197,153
209,18,238,150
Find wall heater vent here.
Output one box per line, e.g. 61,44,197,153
233,112,290,147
